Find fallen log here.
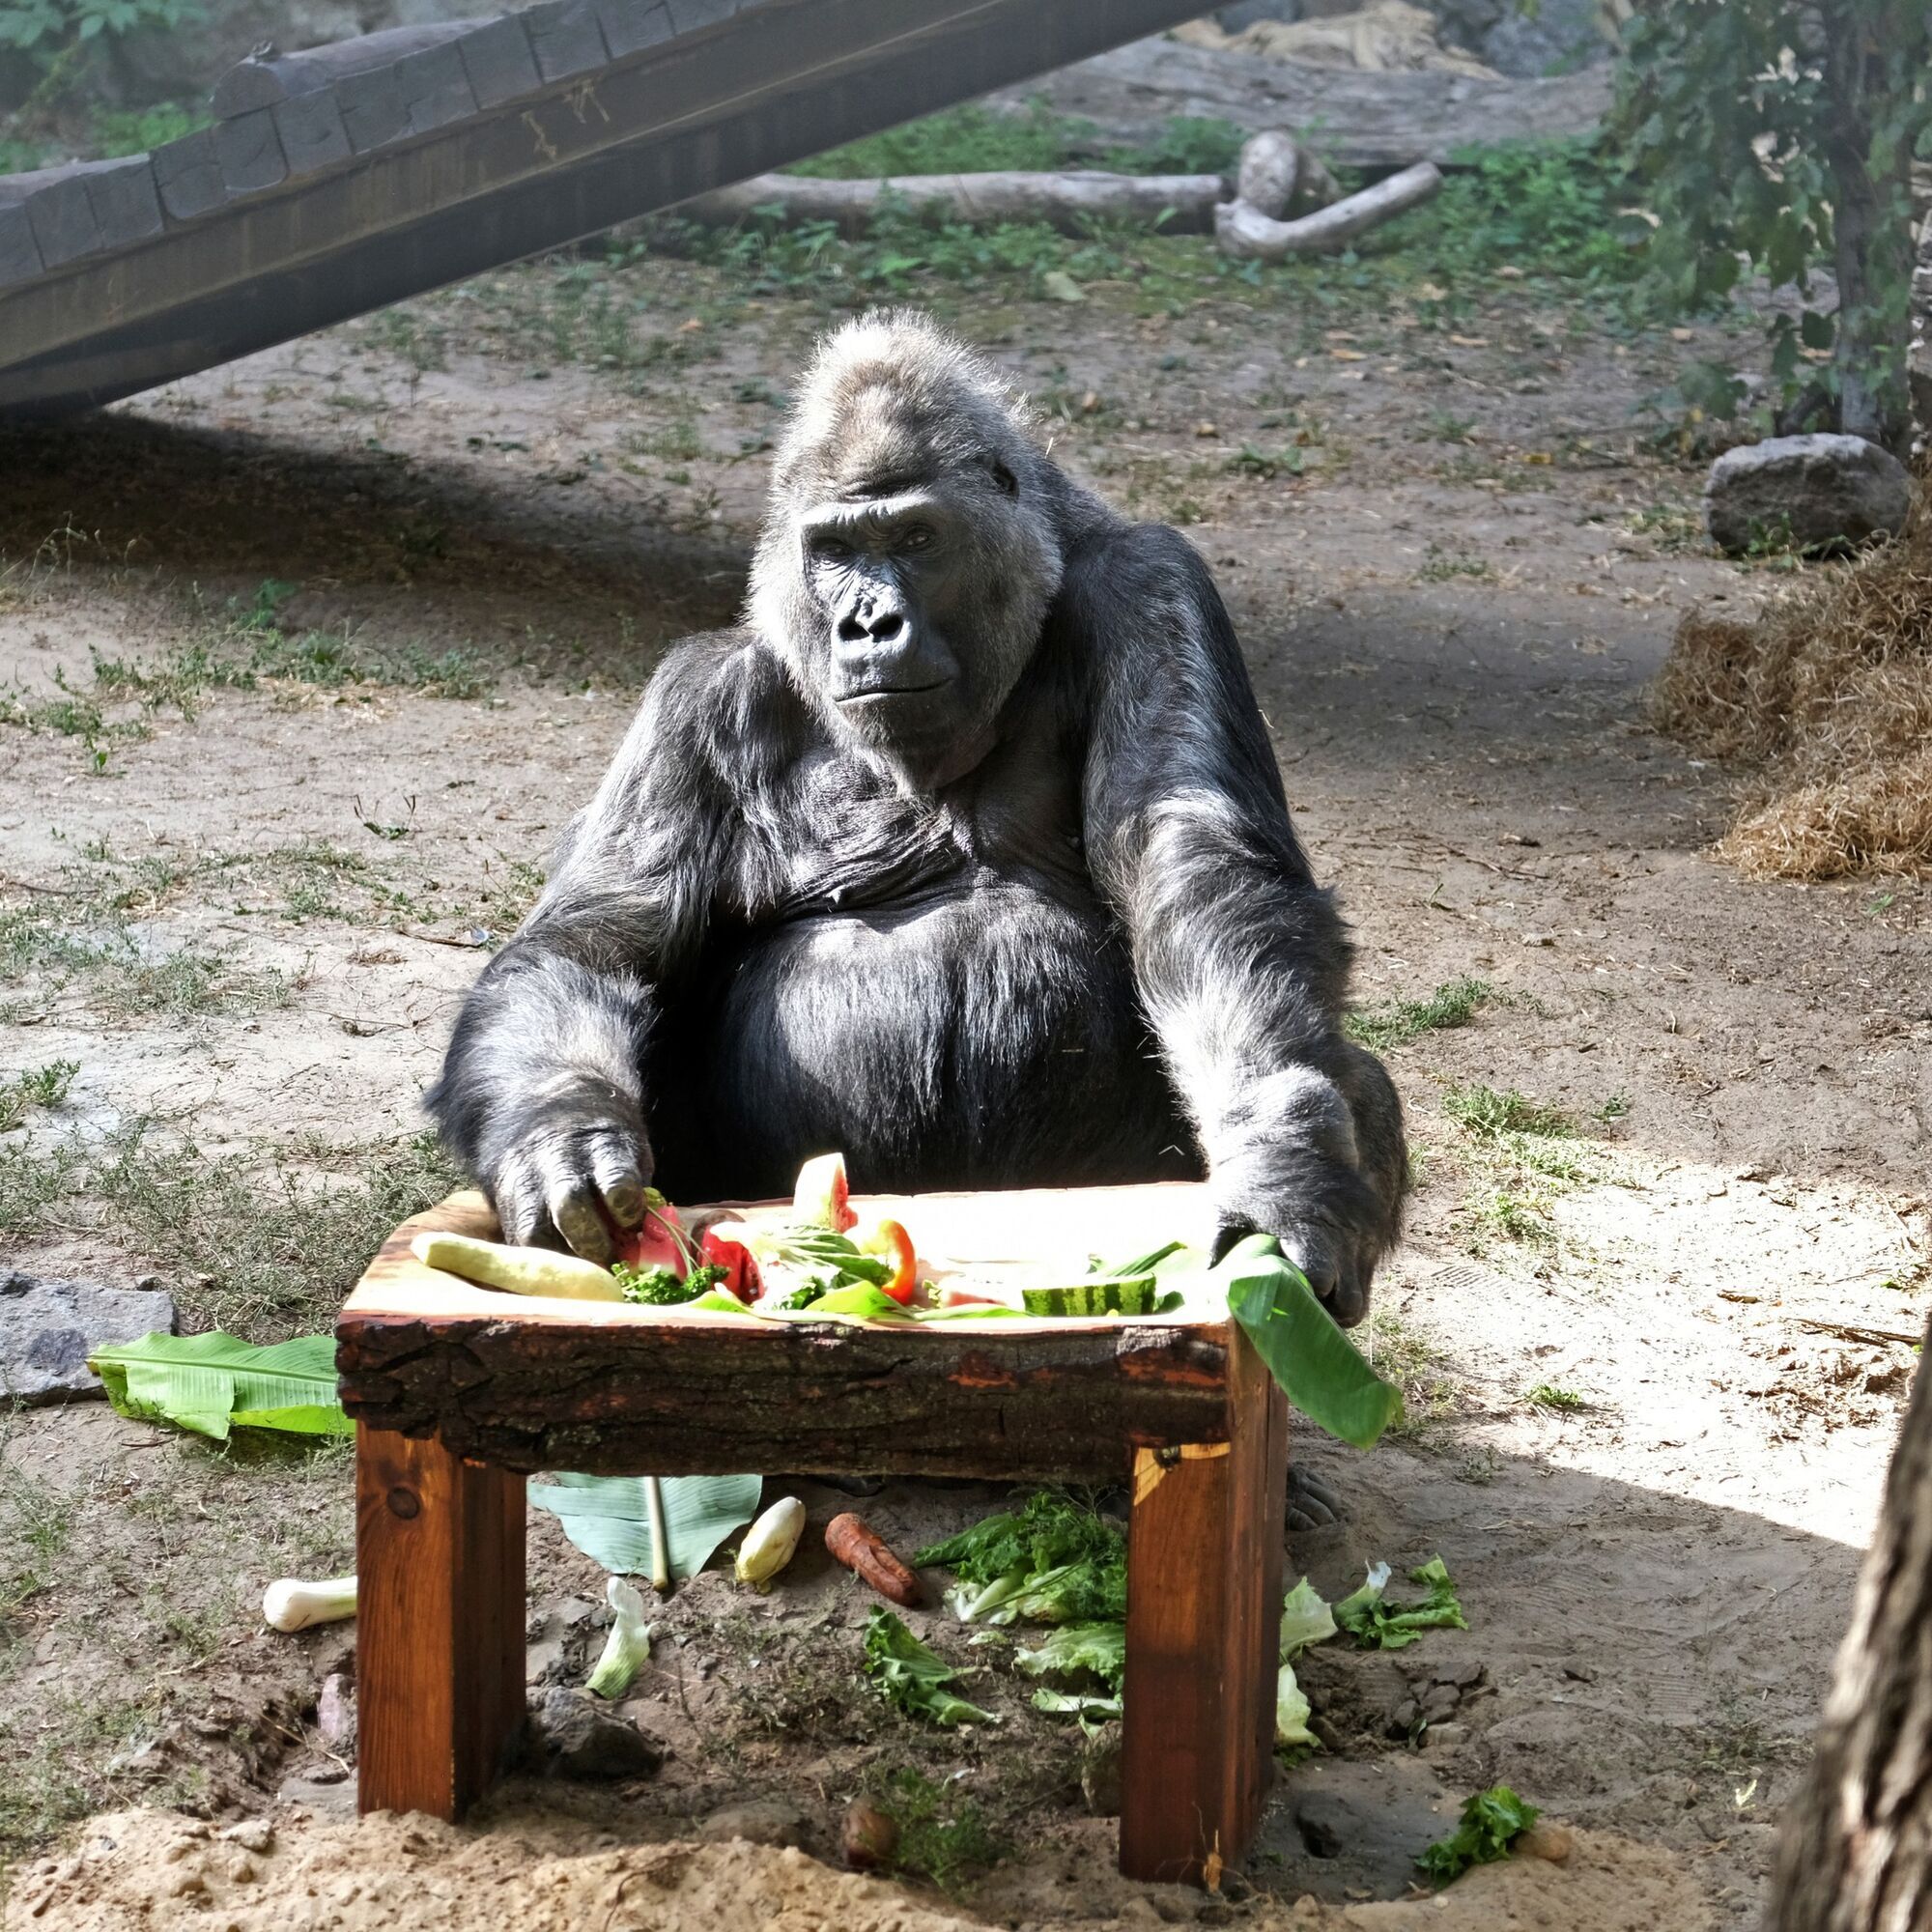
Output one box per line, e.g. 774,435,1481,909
676,168,1225,236
1215,160,1442,261
1235,129,1340,221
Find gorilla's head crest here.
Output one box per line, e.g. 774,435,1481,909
750,311,1066,786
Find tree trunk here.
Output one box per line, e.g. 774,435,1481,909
1821,0,1916,451
1768,1325,1932,1932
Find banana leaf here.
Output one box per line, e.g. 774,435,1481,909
529,1471,763,1581
1217,1236,1405,1451
87,1331,352,1441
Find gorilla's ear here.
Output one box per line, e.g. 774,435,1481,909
987,457,1019,497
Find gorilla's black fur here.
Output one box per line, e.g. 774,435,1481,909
428,312,1406,1322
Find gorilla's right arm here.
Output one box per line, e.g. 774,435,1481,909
425,639,740,1261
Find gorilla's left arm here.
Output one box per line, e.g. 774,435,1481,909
1074,523,1404,1321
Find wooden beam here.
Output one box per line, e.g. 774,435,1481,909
355,1425,526,1819
1118,1334,1289,1887
0,0,1211,417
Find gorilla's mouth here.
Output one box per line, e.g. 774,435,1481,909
835,679,952,705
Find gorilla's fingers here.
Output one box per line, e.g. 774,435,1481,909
1285,1464,1345,1533
588,1135,647,1231
494,1162,550,1248
548,1177,617,1265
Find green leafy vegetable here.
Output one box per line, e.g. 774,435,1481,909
1417,1784,1540,1884
87,1331,352,1441
529,1471,763,1582
1013,1620,1126,1690
916,1491,1126,1625
584,1577,654,1697
1336,1556,1467,1650
861,1607,1000,1727
1032,1687,1122,1724
1275,1660,1317,1751
1217,1235,1405,1450
614,1261,726,1304
1280,1577,1339,1657
793,1282,914,1321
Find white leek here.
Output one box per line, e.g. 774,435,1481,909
584,1577,654,1698
263,1575,357,1632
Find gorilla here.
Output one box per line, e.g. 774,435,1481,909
428,311,1406,1331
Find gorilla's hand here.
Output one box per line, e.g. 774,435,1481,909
483,1089,653,1267
1208,1060,1399,1327
1212,1151,1387,1327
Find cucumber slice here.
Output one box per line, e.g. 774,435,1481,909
1020,1276,1159,1318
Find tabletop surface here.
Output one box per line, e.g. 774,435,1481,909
339,1179,1225,1338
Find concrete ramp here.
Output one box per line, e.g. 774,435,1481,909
0,0,1207,419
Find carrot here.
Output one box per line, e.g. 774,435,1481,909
825,1512,923,1606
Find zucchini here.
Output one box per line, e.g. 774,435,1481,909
411,1231,623,1302
1020,1276,1160,1318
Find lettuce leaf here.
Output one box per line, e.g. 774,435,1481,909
862,1607,999,1727
1275,1660,1318,1751
1417,1784,1540,1883
1336,1556,1467,1649
1012,1621,1126,1691
1279,1577,1339,1658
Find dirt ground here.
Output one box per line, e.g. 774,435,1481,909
1,226,1927,1932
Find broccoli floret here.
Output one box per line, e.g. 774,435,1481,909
614,1262,727,1306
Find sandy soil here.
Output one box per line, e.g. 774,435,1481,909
1,239,1926,1929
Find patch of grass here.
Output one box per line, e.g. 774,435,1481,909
1626,501,1703,552
0,1059,76,1132
1443,1084,1575,1142
874,1767,1008,1893
1348,977,1493,1052
1367,1312,1461,1438
1463,1187,1556,1245
1524,1383,1586,1410
1224,442,1304,480
90,102,203,156
1417,543,1495,582
1428,410,1478,442
0,1138,84,1236
90,1126,462,1336
94,950,289,1022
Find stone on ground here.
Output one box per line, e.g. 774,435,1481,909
0,1268,178,1405
1704,433,1913,556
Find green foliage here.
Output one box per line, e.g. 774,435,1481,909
793,102,1243,182
0,1058,76,1131
90,101,201,155
0,0,198,69
1444,1084,1574,1142
874,1768,1007,1891
1525,1383,1586,1409
916,1490,1127,1625
861,1608,999,1728
1348,977,1494,1052
1335,1555,1469,1650
1616,0,1932,440
1418,1784,1541,1884
1424,138,1652,287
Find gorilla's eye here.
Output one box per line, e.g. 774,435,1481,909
900,526,934,553
811,535,855,564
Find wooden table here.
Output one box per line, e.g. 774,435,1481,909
335,1182,1290,1889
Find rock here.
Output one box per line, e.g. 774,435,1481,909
220,1819,274,1855
526,1687,662,1782
1418,1683,1461,1725
1519,1819,1575,1863
696,1799,810,1850
1081,1725,1124,1817
1421,1720,1468,1750
839,1800,898,1870
0,1268,177,1406
1704,434,1913,556
525,1636,568,1685
316,1673,356,1753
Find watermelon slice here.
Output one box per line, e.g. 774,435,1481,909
699,1227,761,1302
793,1151,857,1233
1020,1277,1160,1318
616,1200,689,1276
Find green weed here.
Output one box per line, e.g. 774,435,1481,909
1444,1085,1575,1142
0,1059,76,1132
874,1767,1007,1893
1348,977,1493,1052
1524,1383,1586,1410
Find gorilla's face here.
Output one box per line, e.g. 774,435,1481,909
787,460,1054,785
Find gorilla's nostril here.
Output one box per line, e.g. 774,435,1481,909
837,614,868,642
870,612,905,642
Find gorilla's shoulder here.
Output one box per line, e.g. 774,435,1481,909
1063,517,1213,593
639,626,809,783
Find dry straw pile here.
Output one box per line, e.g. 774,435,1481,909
1650,500,1932,880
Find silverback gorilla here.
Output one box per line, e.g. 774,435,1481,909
428,312,1406,1328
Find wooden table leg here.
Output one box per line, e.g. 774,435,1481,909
355,1424,526,1819
1120,1337,1290,1888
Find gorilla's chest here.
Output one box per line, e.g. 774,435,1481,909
676,825,1183,1192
